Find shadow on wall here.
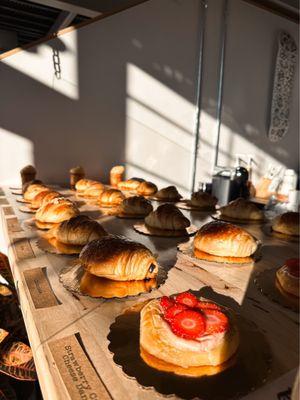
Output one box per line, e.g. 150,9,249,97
0,0,298,189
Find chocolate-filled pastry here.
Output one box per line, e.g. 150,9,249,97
24,183,48,202
272,212,299,236
35,198,79,229
82,182,105,198
98,188,125,207
80,236,158,281
119,196,153,216
220,198,264,221
155,186,182,201
30,189,60,210
137,181,158,196
188,191,218,208
145,204,190,231
276,258,299,299
194,221,257,258
20,165,36,185
117,177,145,191
75,179,98,194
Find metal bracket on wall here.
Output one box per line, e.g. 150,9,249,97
190,0,207,192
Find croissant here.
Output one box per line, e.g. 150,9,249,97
117,177,145,191
145,204,190,231
80,236,158,281
24,184,48,201
22,179,43,194
119,196,153,216
189,191,218,208
35,198,79,229
81,182,105,198
40,191,62,207
276,259,299,298
110,165,125,187
194,221,257,258
75,179,98,194
30,190,60,209
220,198,264,220
155,186,182,201
98,189,125,207
272,212,299,236
137,181,158,196
80,271,156,298
49,215,107,246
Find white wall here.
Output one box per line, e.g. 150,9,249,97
0,0,299,191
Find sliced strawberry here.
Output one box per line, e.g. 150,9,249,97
164,304,187,321
170,310,206,339
202,309,229,334
160,296,174,311
196,301,221,311
175,292,198,308
286,258,300,278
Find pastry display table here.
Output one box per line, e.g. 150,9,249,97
0,186,298,400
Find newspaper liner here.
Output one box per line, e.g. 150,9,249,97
254,268,299,312
107,300,272,400
134,223,198,238
59,262,167,300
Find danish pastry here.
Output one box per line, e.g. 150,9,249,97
145,204,190,231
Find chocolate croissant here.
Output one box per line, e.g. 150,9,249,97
145,204,190,231
50,215,107,245
155,185,182,201
80,236,158,281
35,198,79,229
119,196,153,216
117,177,145,191
98,189,125,207
137,181,158,196
220,198,264,220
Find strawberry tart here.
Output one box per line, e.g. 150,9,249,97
140,292,239,377
276,258,299,305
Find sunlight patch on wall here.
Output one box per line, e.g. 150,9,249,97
0,128,34,185
2,32,79,100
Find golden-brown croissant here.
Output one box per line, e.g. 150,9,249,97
24,184,48,202
220,198,264,220
119,196,153,216
30,190,61,210
272,212,299,236
80,236,158,281
276,259,299,298
35,198,79,229
81,182,105,198
155,185,182,201
75,179,98,194
117,177,145,191
137,181,158,196
145,204,190,231
188,191,218,208
22,179,43,194
40,191,62,207
194,221,257,258
110,165,125,187
49,215,107,245
98,189,125,207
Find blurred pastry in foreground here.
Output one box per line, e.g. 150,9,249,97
80,236,158,281
137,181,158,196
23,183,48,202
155,186,182,201
140,292,239,377
118,196,153,217
220,198,264,221
145,204,190,231
44,215,107,254
272,212,299,236
110,165,125,187
70,166,85,189
20,165,36,185
117,178,145,191
276,258,299,303
35,198,79,229
193,221,258,263
98,188,125,207
80,271,156,298
188,191,218,209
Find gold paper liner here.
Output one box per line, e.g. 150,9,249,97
19,206,35,214
107,303,272,400
11,190,23,196
16,198,30,204
177,239,261,266
36,236,82,255
261,224,299,243
176,201,216,212
254,268,299,312
59,263,167,299
134,223,198,238
211,212,266,225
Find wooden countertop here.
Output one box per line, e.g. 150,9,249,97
0,186,298,400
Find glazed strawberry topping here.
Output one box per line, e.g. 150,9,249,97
175,292,198,308
201,309,229,334
285,258,300,278
160,292,229,340
169,310,206,339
